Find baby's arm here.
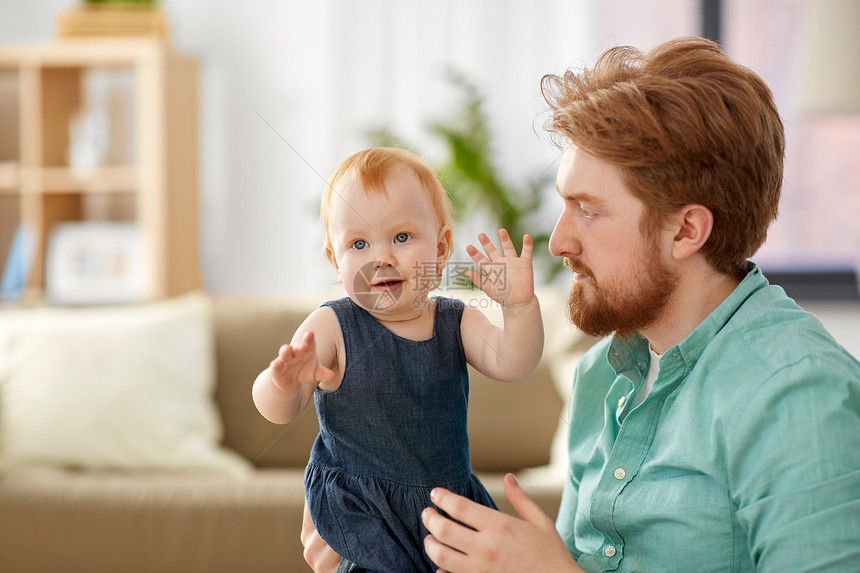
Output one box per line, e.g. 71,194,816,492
461,229,544,381
252,307,340,425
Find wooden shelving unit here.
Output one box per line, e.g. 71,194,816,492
0,38,201,303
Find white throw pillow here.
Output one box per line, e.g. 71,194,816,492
0,293,250,475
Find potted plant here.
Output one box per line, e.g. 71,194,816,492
56,0,169,40
368,72,560,285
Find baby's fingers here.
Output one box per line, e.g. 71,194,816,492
465,269,482,290
278,332,315,358
294,331,317,353
496,228,518,257
497,229,533,260
465,269,501,301
465,243,487,266
477,232,502,259
314,363,337,384
519,233,533,260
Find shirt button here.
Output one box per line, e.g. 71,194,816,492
613,468,626,480
617,395,626,408
604,545,617,557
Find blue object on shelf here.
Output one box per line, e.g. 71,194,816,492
1,224,36,301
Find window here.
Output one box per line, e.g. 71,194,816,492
724,0,860,299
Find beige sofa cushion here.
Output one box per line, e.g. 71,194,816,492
0,468,311,573
0,293,248,475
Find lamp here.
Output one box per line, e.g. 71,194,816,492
795,0,860,114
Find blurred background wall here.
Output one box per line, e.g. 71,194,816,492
2,0,856,296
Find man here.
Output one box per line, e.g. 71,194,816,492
307,37,860,571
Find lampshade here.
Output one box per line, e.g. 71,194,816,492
796,0,860,114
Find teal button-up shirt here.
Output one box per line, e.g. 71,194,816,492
557,264,860,572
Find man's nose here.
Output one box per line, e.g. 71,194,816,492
549,212,581,258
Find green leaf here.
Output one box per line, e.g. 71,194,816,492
364,72,558,282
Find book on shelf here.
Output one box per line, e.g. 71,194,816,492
1,224,35,301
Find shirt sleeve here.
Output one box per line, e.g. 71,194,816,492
727,352,860,571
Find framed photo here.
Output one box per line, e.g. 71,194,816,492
45,222,143,305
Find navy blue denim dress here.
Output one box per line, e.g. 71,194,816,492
305,297,497,573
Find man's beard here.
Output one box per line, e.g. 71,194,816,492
564,238,678,339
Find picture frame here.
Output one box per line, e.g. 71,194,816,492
45,221,143,304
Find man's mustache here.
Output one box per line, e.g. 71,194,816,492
563,257,592,278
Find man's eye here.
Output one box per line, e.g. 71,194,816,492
579,204,596,219
352,240,368,250
394,233,410,243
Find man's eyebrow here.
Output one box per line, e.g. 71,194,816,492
555,184,606,206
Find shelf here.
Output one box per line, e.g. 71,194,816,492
0,162,18,191
0,39,201,304
0,38,167,68
25,166,137,193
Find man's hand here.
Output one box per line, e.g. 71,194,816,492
422,473,581,573
301,498,341,573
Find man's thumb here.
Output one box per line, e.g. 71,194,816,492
504,473,554,527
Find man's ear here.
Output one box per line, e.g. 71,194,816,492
670,204,713,260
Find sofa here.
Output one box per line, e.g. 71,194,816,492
0,289,593,573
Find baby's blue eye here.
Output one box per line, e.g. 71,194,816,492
352,239,368,250
394,233,410,243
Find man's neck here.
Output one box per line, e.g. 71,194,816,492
641,261,742,355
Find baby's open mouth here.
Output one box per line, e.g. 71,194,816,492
372,278,404,291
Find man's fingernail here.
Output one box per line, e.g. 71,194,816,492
430,488,438,502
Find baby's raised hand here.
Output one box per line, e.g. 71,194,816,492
466,229,536,309
269,331,335,391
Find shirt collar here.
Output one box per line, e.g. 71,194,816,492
606,262,769,375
